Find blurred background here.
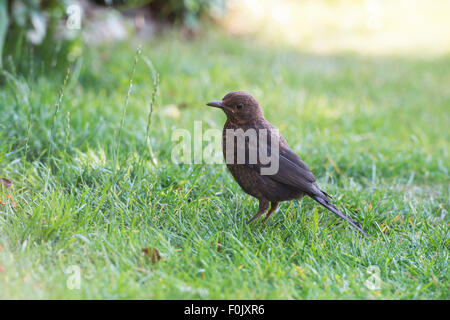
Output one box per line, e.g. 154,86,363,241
2,0,450,66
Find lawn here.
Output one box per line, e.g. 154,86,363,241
0,25,448,299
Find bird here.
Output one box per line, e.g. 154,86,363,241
207,91,368,236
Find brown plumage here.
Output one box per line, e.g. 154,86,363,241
207,91,368,235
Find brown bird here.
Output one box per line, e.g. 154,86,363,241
207,91,368,235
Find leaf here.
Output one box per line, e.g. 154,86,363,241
142,248,161,264
0,192,17,208
0,178,12,189
216,240,222,252
216,232,223,252
0,0,9,69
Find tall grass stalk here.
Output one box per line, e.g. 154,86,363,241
113,46,142,173
48,68,70,163
142,56,160,167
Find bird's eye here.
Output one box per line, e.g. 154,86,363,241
236,104,243,109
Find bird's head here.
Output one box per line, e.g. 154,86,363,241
207,91,264,123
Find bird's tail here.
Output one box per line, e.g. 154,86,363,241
311,194,368,236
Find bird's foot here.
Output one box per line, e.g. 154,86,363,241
247,200,270,225
246,213,264,224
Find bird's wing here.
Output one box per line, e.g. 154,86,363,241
240,129,317,193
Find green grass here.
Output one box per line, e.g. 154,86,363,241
0,28,448,299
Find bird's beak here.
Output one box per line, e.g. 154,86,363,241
206,100,223,108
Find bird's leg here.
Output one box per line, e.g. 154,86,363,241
263,202,279,223
247,199,270,224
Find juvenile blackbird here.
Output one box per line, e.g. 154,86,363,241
207,91,367,235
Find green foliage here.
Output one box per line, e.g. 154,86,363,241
101,0,226,29
1,0,82,76
0,0,8,68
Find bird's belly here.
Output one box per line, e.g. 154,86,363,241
226,164,304,202
226,164,265,199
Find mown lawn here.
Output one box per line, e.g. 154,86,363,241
0,28,448,299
